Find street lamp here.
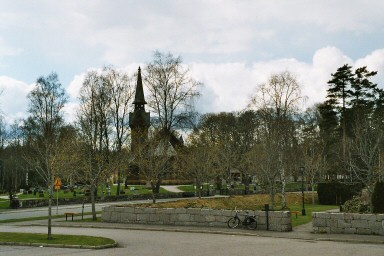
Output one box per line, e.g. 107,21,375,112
300,166,306,216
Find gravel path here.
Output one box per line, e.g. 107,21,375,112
161,185,184,193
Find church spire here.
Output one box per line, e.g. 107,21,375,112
133,67,147,105
129,66,150,153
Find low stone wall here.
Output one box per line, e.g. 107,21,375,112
312,212,384,235
102,206,292,232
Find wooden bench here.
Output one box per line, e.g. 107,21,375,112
64,212,77,221
290,211,300,219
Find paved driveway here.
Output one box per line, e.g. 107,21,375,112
0,224,383,256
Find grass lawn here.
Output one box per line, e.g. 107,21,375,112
177,185,195,192
288,204,337,226
0,232,115,247
0,184,172,211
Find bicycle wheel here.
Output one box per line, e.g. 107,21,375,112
246,217,257,230
227,217,240,228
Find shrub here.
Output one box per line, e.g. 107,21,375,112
371,181,384,213
10,199,20,209
317,182,363,205
342,195,370,213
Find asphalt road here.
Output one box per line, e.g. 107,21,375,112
0,225,383,256
0,198,179,221
0,201,119,221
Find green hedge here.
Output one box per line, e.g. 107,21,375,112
372,181,384,213
317,182,363,205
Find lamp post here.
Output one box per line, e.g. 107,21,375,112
300,166,306,216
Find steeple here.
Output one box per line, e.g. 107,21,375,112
129,67,150,152
133,67,147,106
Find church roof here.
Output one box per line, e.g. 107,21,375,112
133,67,147,105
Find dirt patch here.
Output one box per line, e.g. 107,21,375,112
132,192,318,210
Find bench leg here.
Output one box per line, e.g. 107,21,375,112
66,214,68,221
72,214,74,221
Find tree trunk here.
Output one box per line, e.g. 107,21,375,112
311,178,315,205
269,181,276,210
151,183,157,204
155,179,161,194
90,182,97,220
270,189,275,210
244,176,250,195
280,153,287,209
117,169,121,195
47,184,53,240
196,180,202,198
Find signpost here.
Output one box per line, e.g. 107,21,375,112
55,177,62,214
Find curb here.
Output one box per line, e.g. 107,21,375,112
0,241,118,249
23,222,384,245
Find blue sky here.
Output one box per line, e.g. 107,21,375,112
1,0,384,123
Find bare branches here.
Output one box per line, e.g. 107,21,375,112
249,71,304,209
144,51,201,133
24,72,68,240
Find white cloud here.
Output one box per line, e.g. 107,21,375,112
2,46,384,123
354,49,384,84
190,47,384,114
63,102,79,124
0,76,33,123
67,73,86,100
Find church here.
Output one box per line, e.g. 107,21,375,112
129,67,150,153
126,67,182,183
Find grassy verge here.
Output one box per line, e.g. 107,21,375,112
75,217,102,222
0,232,115,247
0,211,101,224
288,204,337,227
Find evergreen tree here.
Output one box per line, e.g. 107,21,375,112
349,67,377,110
326,64,353,167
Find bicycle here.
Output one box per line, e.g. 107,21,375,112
227,208,257,230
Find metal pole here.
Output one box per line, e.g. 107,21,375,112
56,188,59,215
301,167,306,216
82,199,85,220
265,204,269,231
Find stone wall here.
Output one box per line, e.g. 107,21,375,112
312,212,384,235
102,206,292,232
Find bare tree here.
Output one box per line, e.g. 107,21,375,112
300,107,326,204
144,51,201,134
250,71,304,209
54,125,82,187
198,112,239,193
78,70,111,220
177,131,218,198
24,72,67,239
249,140,280,209
134,128,176,203
102,66,134,195
347,114,383,212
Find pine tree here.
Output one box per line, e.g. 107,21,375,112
326,64,354,174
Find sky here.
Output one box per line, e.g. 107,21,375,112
1,0,384,124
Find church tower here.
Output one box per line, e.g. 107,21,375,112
129,67,150,152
